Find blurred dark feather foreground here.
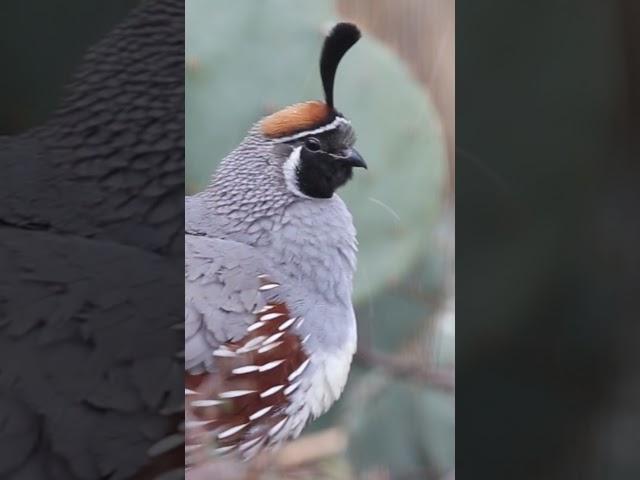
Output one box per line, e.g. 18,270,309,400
187,0,453,479
0,0,184,478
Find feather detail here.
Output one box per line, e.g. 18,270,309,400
261,101,332,138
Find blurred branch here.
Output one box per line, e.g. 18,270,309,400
186,459,249,480
275,427,348,468
355,348,455,394
185,429,349,480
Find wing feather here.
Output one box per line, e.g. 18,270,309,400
185,235,268,373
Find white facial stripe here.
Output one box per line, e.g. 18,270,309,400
274,116,351,143
282,146,311,198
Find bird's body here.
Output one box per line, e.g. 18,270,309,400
185,24,365,461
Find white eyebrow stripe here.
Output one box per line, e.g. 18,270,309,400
274,116,351,143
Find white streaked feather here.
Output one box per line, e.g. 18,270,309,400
213,348,236,358
278,317,297,330
214,445,237,454
262,331,285,345
259,359,285,372
247,321,265,332
191,399,224,407
218,423,249,439
288,358,310,381
261,312,286,321
232,365,260,375
185,419,215,428
260,385,284,398
248,405,273,421
237,335,267,352
258,341,283,354
239,436,264,452
218,390,255,399
268,418,288,437
258,283,280,291
253,304,275,315
284,380,301,396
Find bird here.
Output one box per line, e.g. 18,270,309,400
185,22,366,463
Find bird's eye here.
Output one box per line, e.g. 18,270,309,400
305,137,321,152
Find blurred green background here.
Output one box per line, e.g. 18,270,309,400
187,1,454,478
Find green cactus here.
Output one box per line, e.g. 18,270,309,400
346,377,455,476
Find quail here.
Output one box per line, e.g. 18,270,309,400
185,23,366,462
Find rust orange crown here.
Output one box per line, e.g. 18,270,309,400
261,101,332,138
259,23,360,140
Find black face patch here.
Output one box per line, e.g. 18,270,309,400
281,121,364,199
296,148,354,199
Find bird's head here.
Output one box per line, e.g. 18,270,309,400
256,22,366,199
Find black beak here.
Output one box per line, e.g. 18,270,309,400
343,148,367,169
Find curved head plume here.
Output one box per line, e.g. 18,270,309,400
261,22,361,139
320,22,361,110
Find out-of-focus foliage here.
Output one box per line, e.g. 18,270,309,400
186,0,453,478
347,378,454,475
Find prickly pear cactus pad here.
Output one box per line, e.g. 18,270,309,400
186,0,445,304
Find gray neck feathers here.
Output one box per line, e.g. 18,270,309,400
191,126,358,306
201,125,294,224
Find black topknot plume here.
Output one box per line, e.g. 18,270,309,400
320,22,361,110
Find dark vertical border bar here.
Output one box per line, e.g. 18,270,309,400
0,1,184,478
458,1,640,479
